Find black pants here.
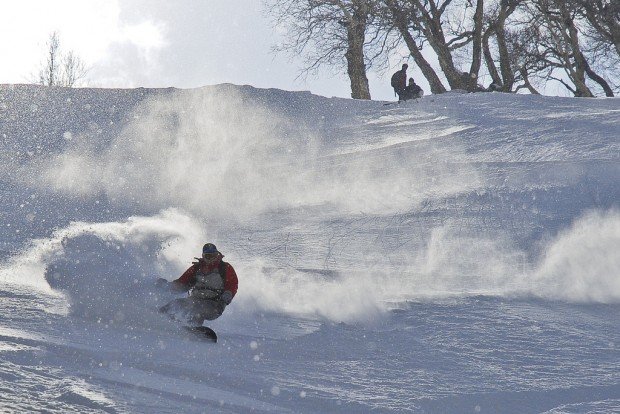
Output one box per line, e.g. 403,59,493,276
394,87,406,101
160,297,226,326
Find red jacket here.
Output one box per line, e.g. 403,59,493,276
173,258,238,297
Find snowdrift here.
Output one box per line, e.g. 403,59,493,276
0,84,618,413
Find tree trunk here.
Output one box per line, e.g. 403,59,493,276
412,0,470,90
556,1,593,97
520,67,541,95
468,0,485,88
345,33,371,99
495,2,515,91
483,27,503,87
482,1,517,92
426,16,466,89
345,2,371,100
580,52,615,97
402,30,447,94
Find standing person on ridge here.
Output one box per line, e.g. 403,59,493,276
390,63,408,101
158,243,238,330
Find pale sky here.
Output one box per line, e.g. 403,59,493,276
0,0,399,101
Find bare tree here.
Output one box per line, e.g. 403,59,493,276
378,0,614,96
481,0,525,91
342,1,374,99
408,0,473,90
504,25,544,94
416,0,488,91
379,0,448,93
572,0,619,96
575,0,620,56
266,0,375,99
37,32,87,87
469,0,486,88
62,51,87,87
513,0,616,97
266,0,616,97
378,0,490,93
39,32,61,86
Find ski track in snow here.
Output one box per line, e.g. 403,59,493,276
0,84,619,413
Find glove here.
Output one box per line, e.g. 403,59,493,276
220,290,233,305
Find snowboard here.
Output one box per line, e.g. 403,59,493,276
155,278,218,342
383,98,420,106
185,326,218,342
158,305,218,342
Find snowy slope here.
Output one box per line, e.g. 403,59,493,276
0,84,619,413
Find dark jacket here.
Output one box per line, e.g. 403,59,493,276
391,69,407,93
402,82,423,100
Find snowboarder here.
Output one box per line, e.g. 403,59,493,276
401,78,424,101
157,243,238,328
390,64,408,101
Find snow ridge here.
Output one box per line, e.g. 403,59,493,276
0,84,618,413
